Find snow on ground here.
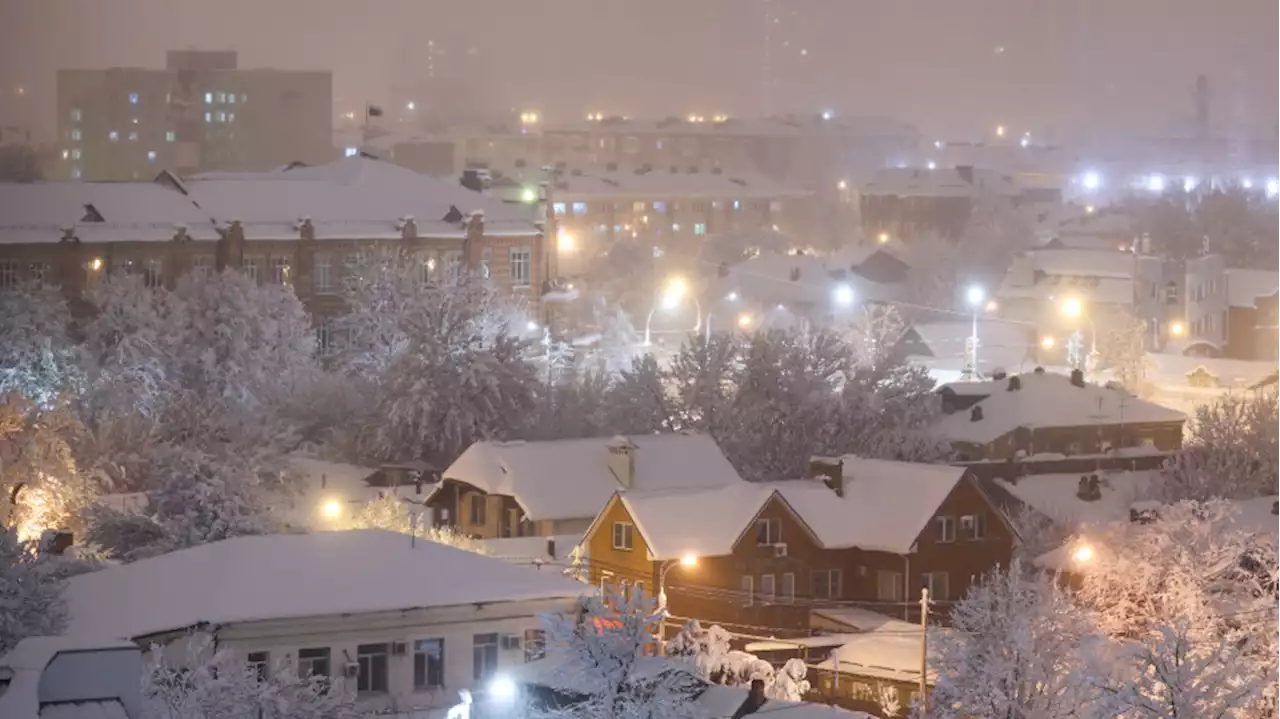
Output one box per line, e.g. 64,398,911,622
63,530,590,639
813,630,933,684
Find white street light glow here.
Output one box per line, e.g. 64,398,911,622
966,285,985,306
1081,171,1101,191
833,283,854,307
1146,174,1166,193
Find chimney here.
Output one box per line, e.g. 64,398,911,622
547,538,557,559
970,405,984,422
465,211,485,270
991,369,1008,381
956,165,975,185
460,169,485,192
1033,366,1046,374
808,457,844,497
606,436,638,488
1006,376,1021,391
400,215,418,241
216,220,245,271
297,217,315,242
1070,368,1085,387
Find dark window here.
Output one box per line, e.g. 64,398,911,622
357,643,388,693
960,513,987,540
935,516,956,543
413,638,444,690
473,633,499,681
811,569,843,599
524,629,546,662
470,494,487,526
612,522,634,550
297,647,330,679
246,651,269,682
755,518,781,545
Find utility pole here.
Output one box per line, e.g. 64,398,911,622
919,587,930,717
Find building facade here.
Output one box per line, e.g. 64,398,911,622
1184,255,1279,360
55,50,333,181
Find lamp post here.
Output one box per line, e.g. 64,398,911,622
1060,296,1098,378
656,554,697,656
962,284,985,380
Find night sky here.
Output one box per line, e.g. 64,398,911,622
1,0,1276,141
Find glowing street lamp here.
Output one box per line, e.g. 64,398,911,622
737,312,754,329
876,232,890,244
1040,335,1056,350
1169,320,1186,338
1081,170,1102,191
962,284,986,379
321,499,343,520
1059,296,1097,377
644,277,700,346
519,187,537,204
557,229,576,252
656,554,698,655
832,283,855,308
1072,544,1094,563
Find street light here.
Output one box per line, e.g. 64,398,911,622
644,277,701,346
520,187,537,204
1169,321,1186,338
1040,335,1056,350
737,312,754,329
876,232,890,244
1072,544,1094,563
832,283,855,308
656,554,697,655
557,229,575,252
321,499,343,520
962,285,985,379
1059,296,1097,378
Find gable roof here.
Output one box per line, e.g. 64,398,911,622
63,530,588,639
442,434,746,522
776,458,969,554
0,180,220,244
934,371,1186,444
610,484,784,560
1225,268,1279,308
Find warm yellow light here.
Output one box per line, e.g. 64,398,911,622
1060,296,1083,319
877,232,890,244
665,277,688,299
1072,544,1094,563
996,124,1006,137
1041,335,1056,349
521,111,539,125
89,257,103,272
321,500,343,519
1169,321,1186,337
557,230,576,252
680,554,698,567
1085,204,1096,215
520,187,537,203
985,299,999,313
737,312,753,328
837,179,849,190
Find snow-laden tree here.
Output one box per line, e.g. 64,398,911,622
1097,309,1149,390
875,682,902,717
335,254,538,464
1092,619,1269,719
0,282,83,406
84,444,290,561
0,393,97,540
523,369,612,441
0,528,68,654
605,354,674,435
666,620,810,701
530,587,704,719
142,633,358,719
928,559,1103,719
667,334,738,436
349,494,488,554
1155,392,1279,502
841,303,907,372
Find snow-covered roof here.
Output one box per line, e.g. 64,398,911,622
861,166,1021,198
614,484,778,560
811,606,920,634
63,530,589,639
1026,248,1141,279
1142,353,1279,390
933,371,1186,444
546,167,810,201
0,637,138,719
0,180,219,244
996,274,1134,306
1225,269,1279,308
775,458,969,555
711,250,905,309
546,114,917,141
906,320,1035,372
475,533,583,566
285,454,380,500
442,434,746,522
182,156,537,240
813,629,934,683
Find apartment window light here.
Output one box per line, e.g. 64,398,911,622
215,111,226,123
228,93,236,104
71,167,81,179
344,147,358,158
128,92,139,104
216,91,227,103
108,131,119,142
71,149,81,159
147,150,157,161
204,112,212,123
70,108,82,122
165,131,176,142
205,92,213,104
128,132,138,141
227,112,235,123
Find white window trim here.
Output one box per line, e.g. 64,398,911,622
742,575,754,607
612,521,634,551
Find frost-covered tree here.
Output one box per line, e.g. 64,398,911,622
928,559,1102,719
1092,619,1268,719
1097,309,1149,390
335,254,538,464
875,682,902,717
142,633,358,719
667,334,738,436
0,282,83,406
0,528,68,654
0,393,97,540
666,620,810,701
349,494,488,554
530,588,704,719
841,303,907,371
1155,393,1279,502
605,354,674,435
523,369,612,441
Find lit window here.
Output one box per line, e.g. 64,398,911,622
672,223,681,232
71,149,81,159
552,202,566,216
108,131,119,142
70,108,82,122
652,201,666,212
571,202,588,216
141,258,163,288
204,112,212,123
227,93,236,104
70,129,81,141
732,200,741,210
413,639,444,689
128,132,138,141
271,257,291,285
128,92,139,104
205,92,213,104
165,131,176,142
70,167,81,179
694,223,707,236
344,147,359,157
509,246,532,286
147,150,157,161
61,149,69,160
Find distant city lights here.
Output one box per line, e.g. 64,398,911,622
837,179,849,190
821,109,834,120
1266,179,1279,197
1080,171,1102,191
1183,176,1198,192
926,161,937,170
1146,174,1166,193
995,125,1006,138
1019,136,1030,148
519,111,539,125
933,140,944,149
406,101,417,111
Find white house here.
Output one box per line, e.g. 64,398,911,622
1133,352,1278,417
62,530,591,716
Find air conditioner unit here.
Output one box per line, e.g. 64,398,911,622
343,662,359,679
392,641,408,656
773,543,788,558
501,634,523,650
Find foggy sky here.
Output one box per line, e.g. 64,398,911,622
1,0,1276,143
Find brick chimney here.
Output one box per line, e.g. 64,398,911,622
297,217,315,242
808,456,844,497
216,220,245,271
400,215,417,241
606,436,637,489
465,210,485,270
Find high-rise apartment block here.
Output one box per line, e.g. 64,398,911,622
55,50,332,181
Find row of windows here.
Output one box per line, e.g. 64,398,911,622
247,631,544,695
933,513,986,543
204,110,237,124
552,199,776,217
205,91,247,105
741,568,952,604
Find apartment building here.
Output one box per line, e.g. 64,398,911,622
1184,254,1279,360
54,49,332,181
857,165,1023,239
0,156,546,346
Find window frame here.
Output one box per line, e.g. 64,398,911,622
935,515,956,543
612,521,634,551
297,647,330,680
469,494,487,526
356,643,389,693
246,651,269,682
754,518,781,546
781,572,795,604
876,570,904,602
472,633,499,682
413,638,445,690
509,245,532,287
741,575,754,607
524,629,546,663
960,513,986,541
923,571,949,601
760,574,776,604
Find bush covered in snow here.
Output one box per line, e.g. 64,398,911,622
0,528,69,654
667,620,810,702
